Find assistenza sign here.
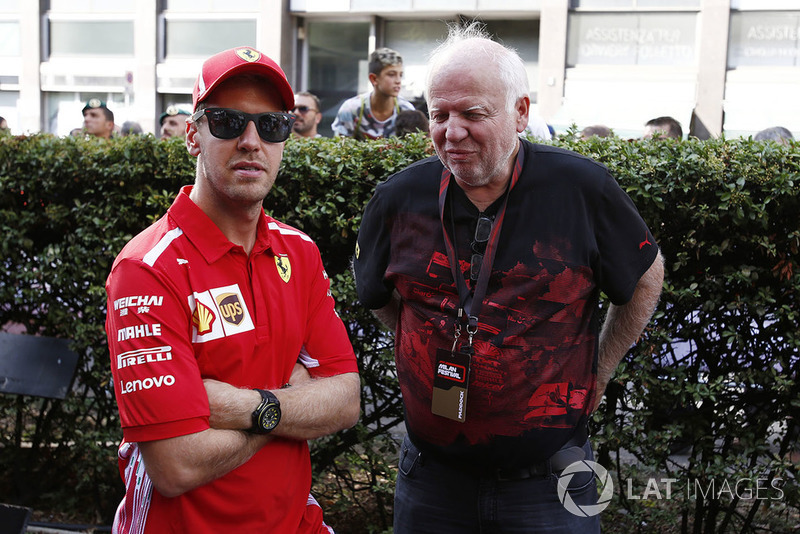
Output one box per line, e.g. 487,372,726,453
567,13,697,66
728,11,800,67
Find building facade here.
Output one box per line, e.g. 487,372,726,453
0,0,798,138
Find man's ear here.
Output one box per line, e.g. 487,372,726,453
515,95,531,134
368,72,378,87
186,121,201,157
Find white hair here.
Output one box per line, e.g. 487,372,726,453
426,21,529,113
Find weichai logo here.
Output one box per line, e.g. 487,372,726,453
216,293,244,326
192,301,216,335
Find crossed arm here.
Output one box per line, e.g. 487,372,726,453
139,367,360,497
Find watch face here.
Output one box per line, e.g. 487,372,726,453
251,389,281,434
259,405,280,432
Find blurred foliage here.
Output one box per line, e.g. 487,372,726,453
0,130,797,532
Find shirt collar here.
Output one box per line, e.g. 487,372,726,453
168,185,274,263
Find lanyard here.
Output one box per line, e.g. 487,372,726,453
437,141,525,350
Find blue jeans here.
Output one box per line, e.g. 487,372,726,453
393,435,602,534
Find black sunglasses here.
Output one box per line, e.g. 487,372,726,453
292,105,317,114
191,107,295,143
470,215,494,280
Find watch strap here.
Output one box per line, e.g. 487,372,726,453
250,388,281,434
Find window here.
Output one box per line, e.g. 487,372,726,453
49,20,134,56
164,19,257,58
383,19,542,101
305,21,370,137
0,20,20,56
49,0,134,13
484,20,542,101
567,12,697,66
44,91,126,135
571,0,700,7
0,0,20,12
728,11,800,68
164,0,255,11
385,20,448,99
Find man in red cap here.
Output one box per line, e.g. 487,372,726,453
105,46,360,533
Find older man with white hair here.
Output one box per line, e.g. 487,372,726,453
354,22,664,533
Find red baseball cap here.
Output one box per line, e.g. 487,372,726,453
192,47,295,112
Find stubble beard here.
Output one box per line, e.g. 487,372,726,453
198,157,275,210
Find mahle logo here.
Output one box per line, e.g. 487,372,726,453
557,460,614,517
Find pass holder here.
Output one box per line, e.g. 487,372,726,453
432,145,524,424
432,312,473,422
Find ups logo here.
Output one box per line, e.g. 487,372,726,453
216,293,244,326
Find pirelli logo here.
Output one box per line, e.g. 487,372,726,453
188,284,254,343
117,345,173,369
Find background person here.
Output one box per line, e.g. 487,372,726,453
292,91,323,138
353,22,664,533
643,116,683,139
394,109,429,137
82,99,115,139
754,125,793,144
105,46,361,533
0,116,8,132
331,48,415,139
521,112,552,140
580,124,613,139
159,105,191,139
120,120,143,136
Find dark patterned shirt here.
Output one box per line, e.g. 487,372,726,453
354,140,658,469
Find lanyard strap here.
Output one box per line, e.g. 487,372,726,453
437,141,525,344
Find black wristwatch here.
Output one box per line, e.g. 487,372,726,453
250,389,281,434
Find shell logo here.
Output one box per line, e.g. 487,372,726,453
192,300,216,335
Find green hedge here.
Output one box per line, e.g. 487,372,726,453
0,130,797,532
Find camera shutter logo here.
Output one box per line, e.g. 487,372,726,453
557,460,614,517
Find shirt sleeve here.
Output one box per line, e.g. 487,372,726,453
106,258,210,442
593,174,659,305
300,244,359,378
353,185,395,310
331,100,356,137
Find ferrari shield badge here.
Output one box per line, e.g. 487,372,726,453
275,255,291,283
